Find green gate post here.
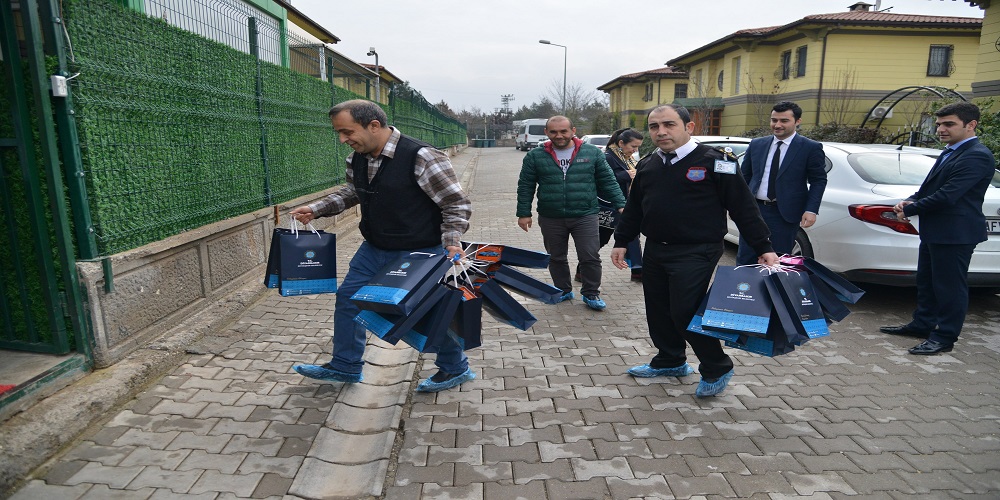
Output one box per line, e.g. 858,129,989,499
0,0,68,350
249,17,272,206
21,0,91,354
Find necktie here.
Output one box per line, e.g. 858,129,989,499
940,147,954,163
930,147,953,172
663,151,677,163
766,141,783,201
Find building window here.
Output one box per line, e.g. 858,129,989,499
732,57,741,94
795,45,807,77
927,45,953,77
780,50,791,80
643,82,654,102
694,69,703,93
675,83,688,99
717,70,724,92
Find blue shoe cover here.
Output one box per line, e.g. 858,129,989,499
627,363,695,378
416,368,476,393
293,363,363,383
695,369,734,397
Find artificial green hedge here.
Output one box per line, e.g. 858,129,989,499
63,0,464,255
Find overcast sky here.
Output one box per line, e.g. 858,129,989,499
290,0,982,112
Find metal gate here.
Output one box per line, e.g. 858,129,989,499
0,0,91,357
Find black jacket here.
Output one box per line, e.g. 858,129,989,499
614,143,773,256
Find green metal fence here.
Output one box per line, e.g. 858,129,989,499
61,0,466,256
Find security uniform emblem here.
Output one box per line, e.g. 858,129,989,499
686,167,707,182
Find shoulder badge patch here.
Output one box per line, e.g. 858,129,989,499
713,146,739,162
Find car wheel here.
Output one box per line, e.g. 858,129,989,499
792,229,814,259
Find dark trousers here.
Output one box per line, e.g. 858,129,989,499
737,202,798,265
911,241,976,345
642,241,733,379
538,214,601,297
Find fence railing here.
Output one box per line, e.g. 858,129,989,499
61,0,466,255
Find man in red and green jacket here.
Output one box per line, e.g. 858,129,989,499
516,116,625,310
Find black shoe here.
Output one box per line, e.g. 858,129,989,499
879,324,930,338
908,340,953,355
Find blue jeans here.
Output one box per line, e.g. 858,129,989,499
330,241,469,375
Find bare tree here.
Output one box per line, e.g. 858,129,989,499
686,69,718,135
820,68,860,126
741,70,786,132
544,80,608,129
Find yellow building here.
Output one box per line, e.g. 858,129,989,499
603,2,983,136
597,67,689,130
965,0,1000,97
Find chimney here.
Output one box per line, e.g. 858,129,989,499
848,2,874,11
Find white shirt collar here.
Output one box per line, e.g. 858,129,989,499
774,132,796,146
657,138,698,163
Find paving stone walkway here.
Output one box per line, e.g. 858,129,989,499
10,147,1000,499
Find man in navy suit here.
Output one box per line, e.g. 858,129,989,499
880,101,996,355
736,101,827,265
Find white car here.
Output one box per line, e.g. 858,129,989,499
580,134,611,152
724,142,1000,287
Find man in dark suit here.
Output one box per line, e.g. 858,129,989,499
880,101,996,355
736,101,827,265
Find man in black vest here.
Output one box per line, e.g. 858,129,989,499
288,100,475,392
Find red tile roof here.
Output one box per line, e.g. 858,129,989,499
598,67,688,91
803,11,981,24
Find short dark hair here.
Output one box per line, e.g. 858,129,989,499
329,99,388,127
935,101,980,126
609,128,643,146
772,101,803,120
546,115,574,130
648,104,691,125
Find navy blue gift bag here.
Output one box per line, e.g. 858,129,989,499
276,227,337,296
688,291,740,342
447,294,483,351
264,227,295,288
463,242,550,269
809,275,851,322
768,271,829,339
478,278,537,330
492,265,563,304
400,286,464,353
762,277,810,348
800,257,865,304
597,198,619,230
351,252,451,315
701,266,773,338
354,284,450,345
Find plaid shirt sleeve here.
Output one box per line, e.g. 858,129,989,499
308,153,359,216
414,147,471,248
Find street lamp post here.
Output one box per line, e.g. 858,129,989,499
367,47,380,103
538,40,566,113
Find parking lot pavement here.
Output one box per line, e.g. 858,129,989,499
12,147,1000,499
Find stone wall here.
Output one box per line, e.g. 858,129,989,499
77,189,355,368
75,144,466,369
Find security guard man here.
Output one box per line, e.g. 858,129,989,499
611,104,778,397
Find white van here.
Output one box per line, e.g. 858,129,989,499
515,118,548,151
